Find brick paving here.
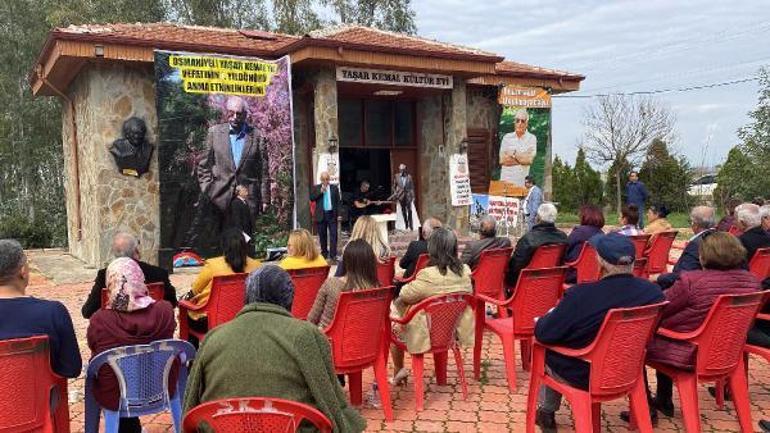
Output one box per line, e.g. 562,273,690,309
24,243,770,433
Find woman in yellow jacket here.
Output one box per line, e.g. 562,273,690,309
644,204,673,235
279,228,329,270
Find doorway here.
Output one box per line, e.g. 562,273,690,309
339,148,392,201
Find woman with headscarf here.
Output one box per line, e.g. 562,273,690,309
183,265,366,433
86,257,176,433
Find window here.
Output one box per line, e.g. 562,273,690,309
337,97,416,148
339,99,362,147
365,100,392,146
394,101,414,146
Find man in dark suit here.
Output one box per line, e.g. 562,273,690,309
227,185,254,243
310,171,340,260
462,215,512,269
657,206,715,289
505,203,568,287
82,232,177,319
399,217,442,280
390,164,415,231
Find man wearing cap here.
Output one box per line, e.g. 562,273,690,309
533,233,664,433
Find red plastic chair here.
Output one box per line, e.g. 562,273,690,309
647,292,765,433
182,397,332,433
324,287,394,420
633,257,649,280
643,230,677,274
101,282,165,309
287,266,330,320
0,335,70,433
390,293,473,411
564,243,601,285
393,253,430,286
525,302,668,433
749,248,770,280
474,267,567,392
629,234,652,259
179,273,249,341
376,256,397,288
526,244,566,269
471,247,513,318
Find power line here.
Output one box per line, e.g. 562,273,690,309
553,76,759,99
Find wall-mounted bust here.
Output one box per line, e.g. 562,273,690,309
110,117,153,177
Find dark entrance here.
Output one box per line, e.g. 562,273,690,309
339,147,392,202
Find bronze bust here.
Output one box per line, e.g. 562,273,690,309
110,117,154,177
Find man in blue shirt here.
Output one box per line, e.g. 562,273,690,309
625,171,649,228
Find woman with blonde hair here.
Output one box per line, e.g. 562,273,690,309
279,228,329,270
335,215,391,276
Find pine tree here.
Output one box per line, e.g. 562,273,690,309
573,147,603,207
639,139,693,212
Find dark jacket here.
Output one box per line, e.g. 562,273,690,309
227,197,254,239
625,181,649,207
86,301,177,410
461,236,512,269
647,269,760,369
739,226,770,263
400,240,428,279
505,223,568,286
310,183,341,223
535,274,664,389
657,229,714,289
82,260,178,319
564,225,604,283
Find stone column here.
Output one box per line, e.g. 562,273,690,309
312,67,338,178
443,79,469,233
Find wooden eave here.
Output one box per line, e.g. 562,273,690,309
467,74,582,94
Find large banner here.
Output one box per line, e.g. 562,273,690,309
489,86,551,197
469,193,520,235
154,51,294,257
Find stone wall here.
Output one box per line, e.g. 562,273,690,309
312,67,338,168
443,80,469,232
62,63,159,268
292,69,313,229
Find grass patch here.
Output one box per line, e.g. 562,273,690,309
556,211,696,230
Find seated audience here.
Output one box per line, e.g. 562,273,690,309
735,203,770,262
87,258,176,433
461,215,512,269
308,239,379,329
0,239,82,378
613,204,642,236
390,228,474,385
564,205,605,284
186,228,261,345
279,228,329,270
183,265,366,433
657,206,716,289
82,231,177,319
505,203,568,287
636,233,760,423
335,215,391,277
644,204,673,235
762,204,770,234
534,234,664,432
399,217,442,280
716,198,741,232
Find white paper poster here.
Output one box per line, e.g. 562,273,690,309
469,193,520,232
450,153,472,206
316,152,340,185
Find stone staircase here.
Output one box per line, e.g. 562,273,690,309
337,229,492,258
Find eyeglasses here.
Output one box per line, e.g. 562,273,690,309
515,119,527,124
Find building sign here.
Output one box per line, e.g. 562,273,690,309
498,86,551,108
336,67,453,89
450,154,472,206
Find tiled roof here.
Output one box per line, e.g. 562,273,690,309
496,60,585,81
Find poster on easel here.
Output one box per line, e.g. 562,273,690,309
316,152,340,185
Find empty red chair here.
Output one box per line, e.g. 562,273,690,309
471,247,513,318
101,282,165,309
749,248,770,280
525,302,667,433
633,257,649,279
390,293,473,411
376,256,397,288
183,397,332,433
0,335,70,433
324,287,393,420
179,273,249,341
474,267,567,392
629,234,652,259
564,243,601,285
527,244,566,269
647,292,764,433
287,266,330,320
643,230,677,274
393,253,429,286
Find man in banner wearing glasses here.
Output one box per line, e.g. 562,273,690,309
499,108,537,187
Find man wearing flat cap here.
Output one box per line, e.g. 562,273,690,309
531,233,664,433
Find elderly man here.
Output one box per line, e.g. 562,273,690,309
82,232,177,318
657,206,716,289
534,234,664,432
505,203,568,287
462,215,512,269
0,239,82,378
735,203,770,262
523,175,543,231
499,108,537,186
399,217,442,280
310,171,341,260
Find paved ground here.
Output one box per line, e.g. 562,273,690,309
26,242,770,433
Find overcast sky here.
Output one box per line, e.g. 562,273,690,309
413,0,770,170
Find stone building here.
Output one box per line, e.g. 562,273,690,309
31,23,583,267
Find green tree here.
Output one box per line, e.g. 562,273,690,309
715,146,759,206
573,147,603,207
638,139,693,212
552,156,578,212
605,158,630,210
